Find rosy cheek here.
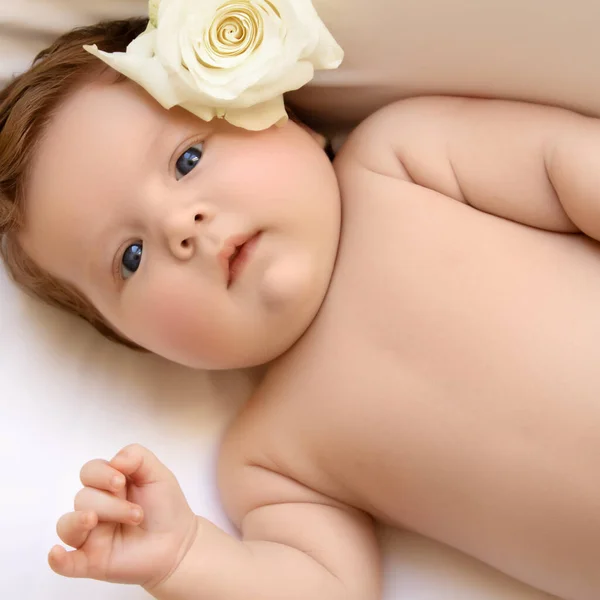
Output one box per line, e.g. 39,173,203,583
144,289,203,347
124,279,232,367
143,292,191,347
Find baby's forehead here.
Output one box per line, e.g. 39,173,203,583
22,81,166,278
30,77,205,202
29,84,152,201
49,79,171,146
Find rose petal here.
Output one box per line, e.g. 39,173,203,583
177,100,218,123
149,0,161,28
184,9,286,96
154,0,192,74
126,25,158,58
84,44,181,109
226,61,314,108
306,21,344,69
223,96,288,130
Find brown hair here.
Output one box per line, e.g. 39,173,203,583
0,18,149,349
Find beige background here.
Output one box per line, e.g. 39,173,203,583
2,0,600,128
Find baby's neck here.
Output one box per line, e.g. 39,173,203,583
246,363,271,387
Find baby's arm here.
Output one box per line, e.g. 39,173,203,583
338,96,600,237
154,442,380,600
51,444,379,600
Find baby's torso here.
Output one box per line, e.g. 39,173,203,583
226,170,600,571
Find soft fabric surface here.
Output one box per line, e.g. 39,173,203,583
1,0,586,597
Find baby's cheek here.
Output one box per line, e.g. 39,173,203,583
127,282,234,369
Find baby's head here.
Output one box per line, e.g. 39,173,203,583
0,18,341,369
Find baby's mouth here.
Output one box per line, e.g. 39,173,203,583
229,244,242,265
220,231,262,288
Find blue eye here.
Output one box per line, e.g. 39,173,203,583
120,242,143,280
175,143,204,180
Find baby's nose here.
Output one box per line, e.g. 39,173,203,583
165,211,205,260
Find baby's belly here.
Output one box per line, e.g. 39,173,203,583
261,181,600,595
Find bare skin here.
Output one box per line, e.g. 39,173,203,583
46,98,600,600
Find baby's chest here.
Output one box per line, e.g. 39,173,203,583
246,181,600,516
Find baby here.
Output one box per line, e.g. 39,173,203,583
2,18,600,600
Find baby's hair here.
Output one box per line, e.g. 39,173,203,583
0,18,149,349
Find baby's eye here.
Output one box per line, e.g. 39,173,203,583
120,242,143,280
175,143,204,180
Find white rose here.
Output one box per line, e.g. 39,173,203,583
84,0,343,130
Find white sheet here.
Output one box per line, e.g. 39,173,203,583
0,265,558,600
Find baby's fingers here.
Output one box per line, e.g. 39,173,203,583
110,443,176,487
74,487,143,526
48,545,92,579
56,511,97,549
80,459,126,496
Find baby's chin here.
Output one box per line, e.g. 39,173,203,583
260,253,318,310
194,256,334,371
256,254,334,349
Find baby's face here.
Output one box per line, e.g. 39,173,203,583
21,78,341,369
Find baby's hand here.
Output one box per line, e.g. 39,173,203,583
49,444,197,588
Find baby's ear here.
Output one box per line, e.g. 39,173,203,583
286,108,327,149
302,127,328,149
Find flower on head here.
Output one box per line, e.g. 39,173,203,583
84,0,343,130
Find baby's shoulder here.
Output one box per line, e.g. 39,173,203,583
334,97,466,182
216,323,358,510
216,363,341,526
334,104,397,176
334,100,421,184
